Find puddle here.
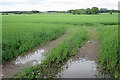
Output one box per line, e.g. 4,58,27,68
56,29,104,78
2,49,47,78
15,49,46,65
57,58,102,78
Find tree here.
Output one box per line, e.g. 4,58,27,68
68,10,75,13
13,11,18,14
91,7,99,14
5,12,8,15
2,12,8,15
68,10,72,13
110,11,112,15
76,9,81,15
79,9,86,14
86,8,91,14
72,10,76,15
31,10,39,13
26,11,33,14
13,11,23,14
75,9,86,15
2,13,4,15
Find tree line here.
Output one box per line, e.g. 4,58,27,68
67,7,118,15
1,7,119,15
68,7,99,14
2,10,41,15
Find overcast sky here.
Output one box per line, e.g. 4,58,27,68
0,0,119,11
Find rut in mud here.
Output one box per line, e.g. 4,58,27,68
2,27,101,78
78,27,100,60
2,32,69,78
58,27,101,78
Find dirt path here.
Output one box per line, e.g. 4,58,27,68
58,27,101,78
78,27,100,60
2,32,69,78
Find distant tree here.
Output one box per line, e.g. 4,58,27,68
91,7,99,14
76,9,81,15
13,11,17,14
62,11,67,13
80,9,86,14
86,8,91,14
75,9,86,15
2,13,4,15
13,11,22,14
110,11,112,15
26,11,33,14
2,12,8,15
68,7,119,15
5,12,8,15
72,11,76,15
18,12,22,14
31,10,39,13
68,10,74,13
47,11,58,13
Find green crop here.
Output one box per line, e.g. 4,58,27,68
97,25,120,78
15,27,88,78
2,16,67,63
2,13,119,78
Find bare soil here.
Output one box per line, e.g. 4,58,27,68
77,27,100,61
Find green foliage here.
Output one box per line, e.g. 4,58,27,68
31,10,39,13
110,11,112,15
68,10,74,13
5,12,8,15
68,7,99,15
2,14,119,78
13,10,40,14
14,11,23,14
2,13,4,15
72,11,76,15
16,64,42,78
43,27,88,66
91,7,99,14
15,27,88,78
2,12,8,15
75,9,86,15
86,8,92,14
2,16,67,63
97,25,120,78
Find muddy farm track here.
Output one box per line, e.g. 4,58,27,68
2,32,69,78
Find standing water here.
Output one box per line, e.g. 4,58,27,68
57,58,100,78
2,49,46,78
15,49,46,65
57,28,103,78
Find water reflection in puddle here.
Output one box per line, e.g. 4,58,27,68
58,58,101,78
15,49,46,65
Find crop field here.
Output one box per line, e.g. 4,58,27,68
2,13,119,78
97,25,119,78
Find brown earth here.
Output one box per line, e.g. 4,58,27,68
77,27,100,61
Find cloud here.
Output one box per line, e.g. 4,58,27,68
0,0,29,3
0,0,119,11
